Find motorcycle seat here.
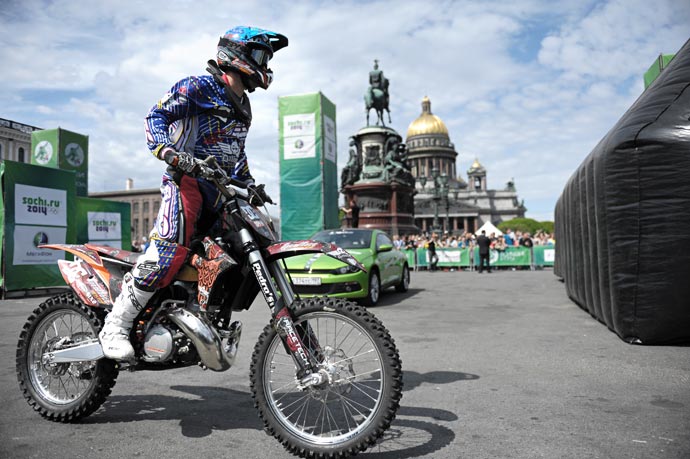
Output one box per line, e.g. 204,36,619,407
85,243,141,265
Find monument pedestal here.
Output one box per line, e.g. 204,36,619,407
343,182,417,236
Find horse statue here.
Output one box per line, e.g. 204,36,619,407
365,88,391,126
365,59,392,126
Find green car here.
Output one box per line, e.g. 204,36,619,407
284,228,411,306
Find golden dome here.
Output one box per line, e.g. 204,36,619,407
468,158,485,173
406,96,449,138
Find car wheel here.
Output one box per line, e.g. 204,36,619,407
362,269,380,306
395,264,410,293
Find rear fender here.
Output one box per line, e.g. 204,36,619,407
266,240,366,272
56,259,112,307
40,244,114,306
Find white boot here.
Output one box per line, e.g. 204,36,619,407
99,273,154,360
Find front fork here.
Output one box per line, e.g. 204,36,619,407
240,230,322,381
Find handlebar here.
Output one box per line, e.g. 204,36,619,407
196,156,271,205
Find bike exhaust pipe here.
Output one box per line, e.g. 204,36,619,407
166,308,240,371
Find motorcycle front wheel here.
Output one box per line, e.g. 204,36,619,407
16,293,118,422
250,297,403,458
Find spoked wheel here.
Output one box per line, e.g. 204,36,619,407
250,297,403,458
16,293,118,422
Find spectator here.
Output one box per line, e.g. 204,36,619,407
493,236,506,251
520,232,534,248
476,230,492,273
504,228,515,246
427,233,439,272
344,196,360,228
393,234,404,250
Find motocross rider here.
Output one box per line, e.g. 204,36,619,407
99,26,288,360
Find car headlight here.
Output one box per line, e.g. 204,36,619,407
333,265,359,275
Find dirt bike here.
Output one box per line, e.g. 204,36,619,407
16,156,403,458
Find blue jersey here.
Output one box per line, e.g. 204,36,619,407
145,75,254,183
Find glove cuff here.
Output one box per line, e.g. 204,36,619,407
161,148,178,166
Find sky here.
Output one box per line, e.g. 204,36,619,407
1,0,689,222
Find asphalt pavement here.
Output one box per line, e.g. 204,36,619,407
1,269,688,459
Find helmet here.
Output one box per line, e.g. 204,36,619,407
216,26,288,91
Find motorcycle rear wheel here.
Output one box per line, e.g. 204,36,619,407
16,293,119,422
250,297,403,458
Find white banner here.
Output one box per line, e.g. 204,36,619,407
283,113,315,137
13,225,66,265
283,113,317,160
14,184,67,226
88,211,122,241
323,115,336,163
284,136,316,160
544,249,555,262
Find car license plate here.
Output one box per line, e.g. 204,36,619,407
293,277,321,286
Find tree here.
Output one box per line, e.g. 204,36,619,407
498,218,554,235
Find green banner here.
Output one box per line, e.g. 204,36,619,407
279,92,338,240
404,246,545,269
30,130,59,168
532,245,555,267
76,197,132,250
2,160,77,291
0,162,4,289
480,247,532,266
59,129,89,197
31,128,89,196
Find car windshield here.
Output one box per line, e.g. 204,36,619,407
312,230,373,249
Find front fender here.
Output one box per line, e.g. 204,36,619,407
266,240,366,272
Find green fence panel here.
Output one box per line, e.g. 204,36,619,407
532,245,555,267
403,246,557,269
474,246,532,267
437,248,471,267
1,161,76,291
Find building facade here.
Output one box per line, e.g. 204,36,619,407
406,97,525,235
0,118,40,163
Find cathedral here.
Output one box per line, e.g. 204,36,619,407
405,96,526,235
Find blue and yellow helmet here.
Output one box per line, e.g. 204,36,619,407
216,26,288,91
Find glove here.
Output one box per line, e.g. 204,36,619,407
249,184,273,205
163,150,200,176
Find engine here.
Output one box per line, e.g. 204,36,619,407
140,322,198,365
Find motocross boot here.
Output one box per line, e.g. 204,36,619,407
99,273,154,360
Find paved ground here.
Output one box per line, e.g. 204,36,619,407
1,270,688,459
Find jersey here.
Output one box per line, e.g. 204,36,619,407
145,74,254,184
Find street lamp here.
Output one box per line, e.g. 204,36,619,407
419,167,460,235
429,167,442,233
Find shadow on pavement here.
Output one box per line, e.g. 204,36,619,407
373,287,424,307
86,381,462,458
86,385,261,438
403,370,480,392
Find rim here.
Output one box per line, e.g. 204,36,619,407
263,311,385,445
370,273,380,304
27,310,98,405
402,267,410,289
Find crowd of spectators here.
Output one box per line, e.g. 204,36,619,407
391,228,555,272
393,228,555,252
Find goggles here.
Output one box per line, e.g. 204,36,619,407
249,47,272,67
